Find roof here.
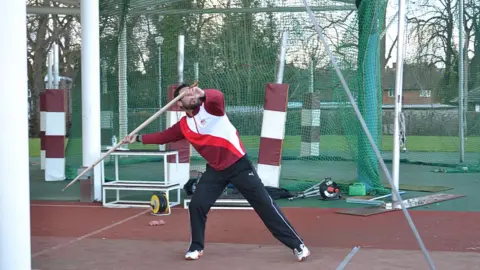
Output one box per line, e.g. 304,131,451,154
382,64,444,90
315,64,445,92
450,87,480,103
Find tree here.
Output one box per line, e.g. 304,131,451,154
27,0,81,136
407,0,458,102
406,0,479,103
465,0,480,91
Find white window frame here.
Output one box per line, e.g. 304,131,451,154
419,89,432,97
388,88,394,97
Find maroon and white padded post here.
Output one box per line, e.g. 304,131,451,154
42,89,66,181
256,83,289,187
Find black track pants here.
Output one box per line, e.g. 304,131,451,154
187,155,304,252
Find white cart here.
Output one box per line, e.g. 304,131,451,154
101,149,182,209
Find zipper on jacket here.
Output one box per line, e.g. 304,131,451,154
193,117,201,134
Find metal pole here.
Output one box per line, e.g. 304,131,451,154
178,35,185,83
53,42,60,88
0,1,31,269
118,19,128,146
302,0,436,268
157,37,163,111
458,0,465,163
101,60,108,94
309,61,314,93
392,0,407,203
27,6,81,15
276,31,288,84
48,50,53,88
81,0,102,200
155,36,165,151
194,62,199,82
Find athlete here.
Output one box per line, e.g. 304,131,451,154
122,83,310,262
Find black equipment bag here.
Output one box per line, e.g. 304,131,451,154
265,186,294,200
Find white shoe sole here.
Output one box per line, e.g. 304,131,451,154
297,250,311,262
185,251,204,260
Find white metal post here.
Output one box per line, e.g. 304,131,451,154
309,61,314,93
81,0,102,201
194,62,199,81
458,0,465,163
101,60,108,94
0,1,31,269
118,19,128,145
178,35,184,83
155,36,164,112
276,31,288,84
54,42,60,88
155,36,165,150
392,0,407,203
47,50,54,88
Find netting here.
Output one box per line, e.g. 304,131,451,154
65,0,480,195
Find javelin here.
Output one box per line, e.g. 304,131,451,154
61,82,198,192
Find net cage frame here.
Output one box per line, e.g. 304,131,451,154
81,0,361,174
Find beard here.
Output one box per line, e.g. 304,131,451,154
182,98,202,110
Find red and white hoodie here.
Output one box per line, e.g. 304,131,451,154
141,89,246,171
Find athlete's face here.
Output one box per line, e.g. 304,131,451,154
177,87,202,111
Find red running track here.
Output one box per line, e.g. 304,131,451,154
30,201,480,253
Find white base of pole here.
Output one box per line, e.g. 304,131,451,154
45,158,66,181
256,164,281,188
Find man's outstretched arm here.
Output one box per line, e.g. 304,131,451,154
123,121,185,145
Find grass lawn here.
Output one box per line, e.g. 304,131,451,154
28,135,479,158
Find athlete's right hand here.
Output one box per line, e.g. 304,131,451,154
122,134,138,144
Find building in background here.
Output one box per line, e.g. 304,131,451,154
382,63,444,105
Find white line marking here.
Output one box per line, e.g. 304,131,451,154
336,246,361,270
31,209,150,258
31,204,103,208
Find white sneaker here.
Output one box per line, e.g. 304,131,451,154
293,244,310,262
185,250,203,260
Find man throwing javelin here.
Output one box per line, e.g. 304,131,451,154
123,83,310,262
